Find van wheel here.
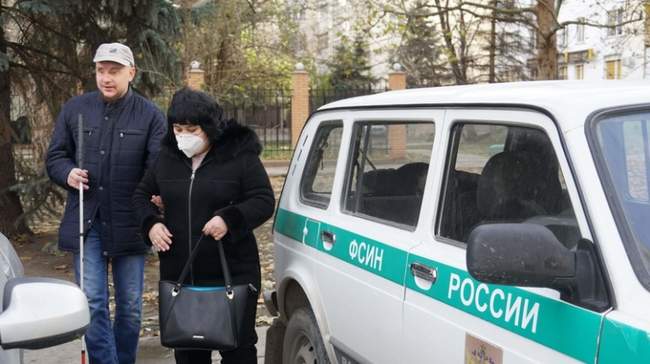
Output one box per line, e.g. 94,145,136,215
282,307,330,364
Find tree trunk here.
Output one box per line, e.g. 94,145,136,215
536,0,558,80
488,0,497,83
435,0,466,84
0,7,29,237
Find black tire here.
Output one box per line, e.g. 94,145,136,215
282,307,330,364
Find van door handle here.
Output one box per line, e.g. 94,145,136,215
321,231,336,245
410,262,437,283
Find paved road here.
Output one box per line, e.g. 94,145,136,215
264,165,288,177
24,327,267,363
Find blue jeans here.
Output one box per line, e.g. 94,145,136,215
74,227,145,364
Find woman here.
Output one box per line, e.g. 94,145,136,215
133,87,275,364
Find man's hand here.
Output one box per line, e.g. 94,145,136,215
202,216,228,241
149,223,173,252
67,168,89,190
151,195,164,214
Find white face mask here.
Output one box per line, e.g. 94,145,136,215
175,133,206,158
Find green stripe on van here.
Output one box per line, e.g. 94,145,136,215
405,254,600,362
273,208,650,363
274,209,407,284
598,318,650,363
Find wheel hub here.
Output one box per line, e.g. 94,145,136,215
293,335,317,364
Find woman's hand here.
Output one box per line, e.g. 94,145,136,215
202,216,228,241
149,222,173,252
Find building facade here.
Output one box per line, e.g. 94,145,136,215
289,0,400,87
556,0,650,80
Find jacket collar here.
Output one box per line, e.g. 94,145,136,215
99,87,133,111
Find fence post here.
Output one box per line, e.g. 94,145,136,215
388,64,407,159
388,63,407,91
187,60,205,90
291,63,310,148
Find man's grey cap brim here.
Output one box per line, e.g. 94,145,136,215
93,56,133,67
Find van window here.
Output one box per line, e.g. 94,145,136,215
455,125,507,174
622,121,649,201
593,110,650,290
439,123,579,248
343,122,435,228
300,122,343,208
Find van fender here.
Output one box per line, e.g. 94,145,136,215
277,266,337,361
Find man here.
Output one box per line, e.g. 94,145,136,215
46,43,166,364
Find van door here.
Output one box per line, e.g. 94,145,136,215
586,108,650,362
402,109,608,363
278,109,440,363
273,114,347,361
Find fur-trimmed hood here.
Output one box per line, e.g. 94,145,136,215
211,120,263,161
163,120,262,163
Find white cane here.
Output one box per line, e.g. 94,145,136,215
77,114,87,364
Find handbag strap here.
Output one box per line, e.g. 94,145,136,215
173,235,235,297
216,238,235,298
217,238,239,341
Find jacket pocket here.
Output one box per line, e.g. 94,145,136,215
117,129,147,164
74,127,101,168
80,127,99,152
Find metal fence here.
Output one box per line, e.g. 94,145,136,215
309,87,388,112
217,89,291,159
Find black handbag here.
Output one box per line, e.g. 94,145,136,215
158,235,256,350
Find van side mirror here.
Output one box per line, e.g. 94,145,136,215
467,223,610,312
466,223,576,288
0,277,89,350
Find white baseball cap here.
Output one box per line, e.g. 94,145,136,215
93,43,135,67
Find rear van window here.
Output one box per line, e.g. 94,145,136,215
343,121,435,228
300,121,344,208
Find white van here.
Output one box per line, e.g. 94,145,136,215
265,81,650,364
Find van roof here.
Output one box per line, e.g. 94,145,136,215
318,81,650,131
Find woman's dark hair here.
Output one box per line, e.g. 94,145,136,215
163,87,226,147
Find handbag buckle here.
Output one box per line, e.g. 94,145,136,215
171,286,180,297
227,289,234,300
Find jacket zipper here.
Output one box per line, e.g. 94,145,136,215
184,150,212,285
188,170,196,284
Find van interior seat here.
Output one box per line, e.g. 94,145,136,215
362,162,429,196
359,162,429,225
476,151,549,220
472,150,579,247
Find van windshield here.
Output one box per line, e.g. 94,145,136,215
594,110,650,289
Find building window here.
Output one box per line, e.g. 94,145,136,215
605,59,622,79
559,65,568,80
558,28,568,48
530,28,538,49
575,64,584,80
317,33,329,52
576,18,585,42
608,9,624,36
645,2,650,47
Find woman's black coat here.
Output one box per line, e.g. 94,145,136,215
133,123,275,287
